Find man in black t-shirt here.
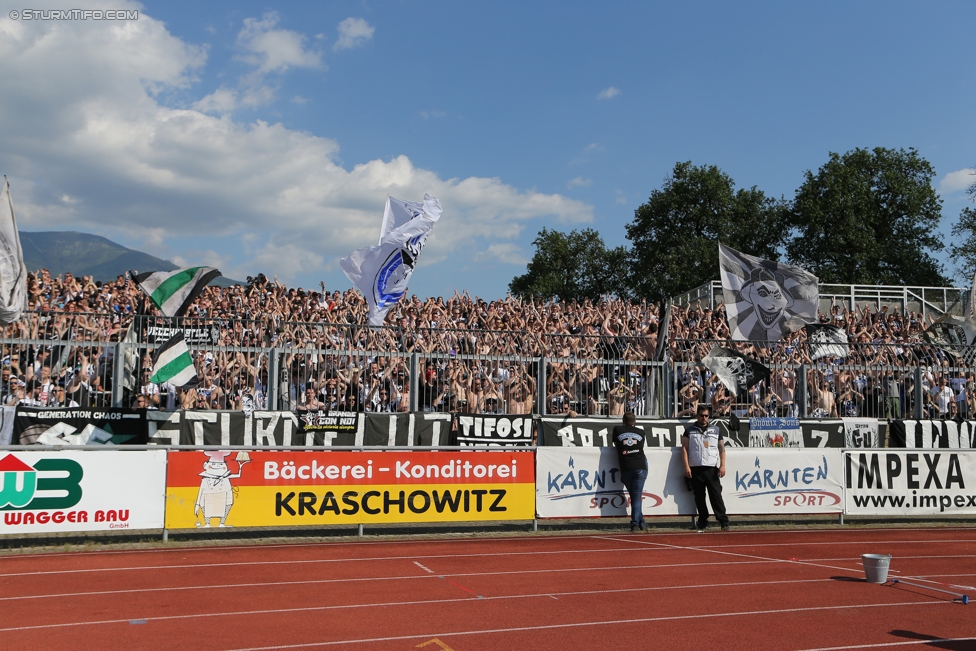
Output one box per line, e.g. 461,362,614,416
612,412,648,532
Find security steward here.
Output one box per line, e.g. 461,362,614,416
612,411,648,532
682,404,730,532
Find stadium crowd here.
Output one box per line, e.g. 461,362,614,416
0,269,970,420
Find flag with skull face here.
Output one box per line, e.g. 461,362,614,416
719,244,819,342
702,346,771,399
805,323,850,360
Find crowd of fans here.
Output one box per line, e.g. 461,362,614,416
0,269,970,420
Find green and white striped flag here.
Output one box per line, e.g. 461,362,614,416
132,267,221,317
149,333,198,387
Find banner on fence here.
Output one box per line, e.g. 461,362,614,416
536,448,688,518
164,450,535,527
363,412,452,446
725,449,843,514
748,417,802,448
844,450,976,515
13,408,148,445
888,420,975,449
539,417,746,448
450,414,533,447
536,448,844,518
843,418,880,448
297,410,361,446
142,321,222,345
0,450,166,533
801,419,845,448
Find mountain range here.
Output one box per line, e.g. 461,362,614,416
19,231,240,286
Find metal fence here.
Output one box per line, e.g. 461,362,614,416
672,280,967,318
2,314,973,420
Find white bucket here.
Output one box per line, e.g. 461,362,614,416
862,554,891,583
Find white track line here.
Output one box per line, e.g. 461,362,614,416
795,638,976,651
2,526,972,561
0,577,832,633
0,546,649,578
0,559,782,601
602,535,866,574
216,602,946,650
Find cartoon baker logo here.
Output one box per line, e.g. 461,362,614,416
194,451,250,528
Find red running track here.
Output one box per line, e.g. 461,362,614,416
0,527,974,650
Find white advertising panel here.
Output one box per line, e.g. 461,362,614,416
536,448,844,518
0,450,167,533
844,450,976,516
725,449,844,514
536,448,689,518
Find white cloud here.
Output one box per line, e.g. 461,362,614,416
0,4,592,285
567,176,592,189
237,12,322,74
334,17,374,51
941,168,976,194
597,86,620,100
475,243,528,266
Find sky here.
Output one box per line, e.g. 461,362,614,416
1,1,974,298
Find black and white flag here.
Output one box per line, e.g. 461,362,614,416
702,346,770,397
923,313,976,366
0,178,27,325
718,244,818,342
805,323,849,360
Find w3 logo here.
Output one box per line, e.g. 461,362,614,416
0,455,83,510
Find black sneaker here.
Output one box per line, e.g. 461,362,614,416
697,524,709,533
631,524,639,533
721,523,730,531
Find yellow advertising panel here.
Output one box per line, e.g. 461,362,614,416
165,450,535,528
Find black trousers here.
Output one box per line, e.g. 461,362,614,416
690,466,729,527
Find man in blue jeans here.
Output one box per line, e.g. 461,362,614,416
612,411,647,532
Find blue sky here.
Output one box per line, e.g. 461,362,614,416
1,1,974,298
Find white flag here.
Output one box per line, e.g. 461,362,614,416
965,269,976,320
341,194,442,326
0,179,27,324
719,244,818,342
378,196,427,244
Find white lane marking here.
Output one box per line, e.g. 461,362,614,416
602,535,864,574
219,602,946,650
0,546,648,578
795,637,976,651
2,528,971,562
413,562,435,574
0,559,782,601
0,579,884,633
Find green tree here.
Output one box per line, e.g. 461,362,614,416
509,228,630,301
625,161,789,302
949,169,976,278
787,147,949,286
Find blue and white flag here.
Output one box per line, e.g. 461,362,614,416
341,194,442,326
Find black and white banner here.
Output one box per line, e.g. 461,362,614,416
450,414,534,447
13,408,148,445
843,418,880,448
539,417,697,448
805,323,850,360
142,320,222,345
801,419,845,448
363,412,452,446
702,346,770,397
888,420,975,449
298,410,360,446
845,450,976,515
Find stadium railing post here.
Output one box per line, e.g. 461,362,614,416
112,340,125,408
799,363,809,417
914,366,923,419
409,353,419,413
537,357,547,416
268,348,281,411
